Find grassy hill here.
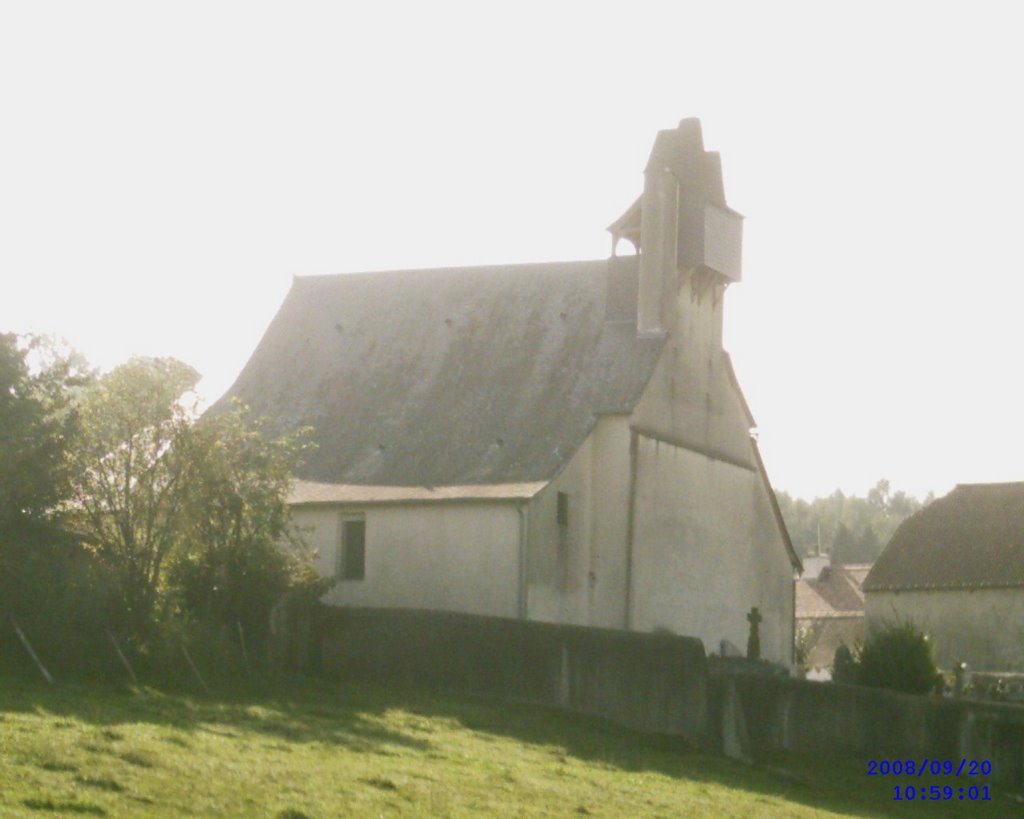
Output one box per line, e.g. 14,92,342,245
0,676,1017,817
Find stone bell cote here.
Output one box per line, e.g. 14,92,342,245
608,118,743,336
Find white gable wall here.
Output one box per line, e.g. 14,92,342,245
629,434,794,662
624,268,795,663
295,502,521,618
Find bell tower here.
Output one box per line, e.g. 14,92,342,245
608,118,743,337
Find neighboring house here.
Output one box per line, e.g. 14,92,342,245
796,560,870,678
864,482,1024,671
218,119,801,664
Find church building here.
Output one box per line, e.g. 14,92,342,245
218,119,800,663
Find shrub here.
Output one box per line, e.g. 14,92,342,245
832,644,857,684
856,619,941,694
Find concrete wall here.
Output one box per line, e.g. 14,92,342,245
318,607,708,742
312,608,1024,788
714,671,1024,787
866,589,1024,671
526,416,631,629
629,433,794,663
294,502,521,619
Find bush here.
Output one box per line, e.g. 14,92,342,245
832,644,857,684
856,619,941,694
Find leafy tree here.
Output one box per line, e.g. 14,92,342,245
165,403,328,656
778,478,930,563
853,526,880,562
66,357,326,665
66,357,200,637
0,334,108,673
793,623,814,674
866,478,891,511
830,522,854,561
0,334,86,530
857,620,941,694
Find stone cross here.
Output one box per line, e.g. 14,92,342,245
746,606,762,661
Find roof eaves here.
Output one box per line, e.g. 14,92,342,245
289,480,548,506
751,437,802,572
722,351,756,429
864,580,1024,593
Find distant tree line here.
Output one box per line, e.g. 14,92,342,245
776,480,934,564
0,333,327,681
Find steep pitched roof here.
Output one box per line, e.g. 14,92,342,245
216,256,664,487
721,352,802,572
796,564,870,618
797,563,871,671
863,482,1024,592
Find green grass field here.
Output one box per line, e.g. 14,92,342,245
0,675,1019,817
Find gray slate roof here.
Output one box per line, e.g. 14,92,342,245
216,256,664,487
863,482,1024,592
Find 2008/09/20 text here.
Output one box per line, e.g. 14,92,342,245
867,758,992,777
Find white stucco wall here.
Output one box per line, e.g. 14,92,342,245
624,264,795,663
293,502,521,618
629,434,794,663
526,416,631,629
865,589,1024,671
631,280,753,468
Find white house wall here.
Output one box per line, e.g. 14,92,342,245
525,416,632,629
629,433,794,663
866,589,1024,672
526,429,593,625
294,502,521,618
588,416,633,628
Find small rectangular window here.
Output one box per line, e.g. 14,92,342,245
339,518,366,581
557,491,569,527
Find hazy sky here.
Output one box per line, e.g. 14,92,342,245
3,2,1022,500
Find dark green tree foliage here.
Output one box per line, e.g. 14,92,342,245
0,334,110,674
3,344,323,677
166,403,328,658
0,334,80,527
832,644,857,685
830,522,854,562
776,479,932,563
857,620,941,695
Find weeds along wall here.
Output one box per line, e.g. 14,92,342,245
316,607,708,742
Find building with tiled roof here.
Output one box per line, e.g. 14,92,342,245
796,561,870,676
217,119,800,662
863,482,1024,670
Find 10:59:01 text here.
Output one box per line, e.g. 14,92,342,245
893,785,990,801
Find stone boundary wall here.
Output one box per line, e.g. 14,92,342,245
313,608,1024,787
316,607,707,742
712,672,1024,787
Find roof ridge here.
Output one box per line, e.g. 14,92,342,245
954,480,1024,491
292,258,617,282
